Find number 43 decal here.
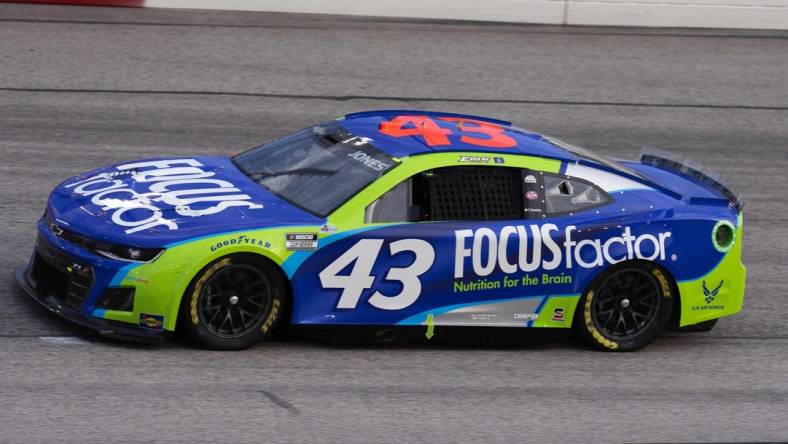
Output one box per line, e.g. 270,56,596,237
318,239,435,310
379,115,517,148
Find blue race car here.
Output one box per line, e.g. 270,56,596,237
15,110,746,351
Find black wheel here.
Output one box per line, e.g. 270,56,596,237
575,262,674,352
180,254,286,350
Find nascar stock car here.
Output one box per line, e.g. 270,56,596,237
15,110,746,351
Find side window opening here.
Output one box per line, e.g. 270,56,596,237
364,167,612,224
543,173,609,215
365,179,411,223
365,166,525,223
419,166,523,221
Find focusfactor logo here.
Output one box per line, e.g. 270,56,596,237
453,224,672,278
64,159,263,234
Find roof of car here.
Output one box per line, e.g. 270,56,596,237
339,110,579,162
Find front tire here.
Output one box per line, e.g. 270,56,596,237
180,254,286,350
575,262,674,352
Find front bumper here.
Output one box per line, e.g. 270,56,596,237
15,264,164,344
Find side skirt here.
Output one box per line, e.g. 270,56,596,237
291,325,571,347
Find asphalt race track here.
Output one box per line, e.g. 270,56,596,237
1,4,787,443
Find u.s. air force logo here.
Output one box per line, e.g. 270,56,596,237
703,280,723,304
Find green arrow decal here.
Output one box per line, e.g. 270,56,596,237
425,313,434,339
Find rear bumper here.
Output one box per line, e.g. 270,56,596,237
15,265,164,343
677,213,746,327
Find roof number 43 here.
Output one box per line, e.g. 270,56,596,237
379,115,517,148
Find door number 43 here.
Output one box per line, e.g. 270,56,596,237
318,239,435,310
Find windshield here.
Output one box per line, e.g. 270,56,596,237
233,121,397,217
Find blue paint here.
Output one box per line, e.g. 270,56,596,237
92,308,107,318
109,263,139,287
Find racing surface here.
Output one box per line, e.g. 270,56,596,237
1,4,787,442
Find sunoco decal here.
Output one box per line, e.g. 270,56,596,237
64,159,263,234
139,314,164,331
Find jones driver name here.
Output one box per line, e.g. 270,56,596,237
454,224,671,278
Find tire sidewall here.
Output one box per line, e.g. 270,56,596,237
574,261,674,352
179,254,286,350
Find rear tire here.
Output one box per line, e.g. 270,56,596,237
574,262,674,352
179,254,286,350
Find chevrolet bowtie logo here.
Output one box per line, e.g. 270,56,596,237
49,222,63,236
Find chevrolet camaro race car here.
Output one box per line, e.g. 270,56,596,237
15,110,746,351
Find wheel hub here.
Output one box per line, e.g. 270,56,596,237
198,263,272,339
592,268,661,340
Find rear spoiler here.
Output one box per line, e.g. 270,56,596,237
639,148,744,213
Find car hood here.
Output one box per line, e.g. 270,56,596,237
48,156,322,247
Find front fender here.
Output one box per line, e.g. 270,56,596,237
112,226,317,332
